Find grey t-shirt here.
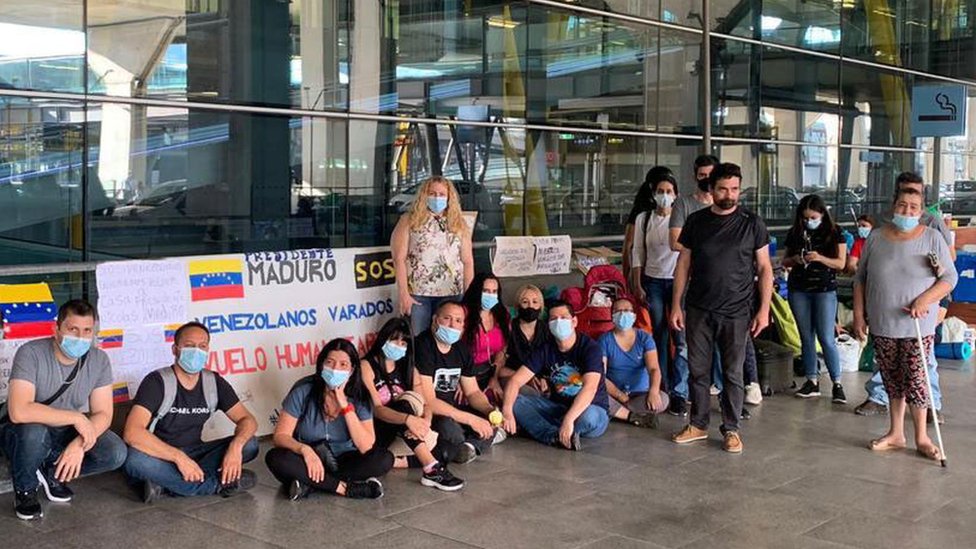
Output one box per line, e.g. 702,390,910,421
8,338,113,413
669,193,711,230
854,227,957,338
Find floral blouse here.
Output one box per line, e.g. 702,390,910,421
407,214,464,296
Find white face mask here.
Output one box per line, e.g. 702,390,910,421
655,192,675,209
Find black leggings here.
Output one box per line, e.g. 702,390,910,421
265,447,393,494
374,400,426,468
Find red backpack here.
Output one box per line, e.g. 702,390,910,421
559,266,638,340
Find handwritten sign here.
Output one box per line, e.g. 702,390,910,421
0,339,32,401
96,260,189,327
491,235,572,277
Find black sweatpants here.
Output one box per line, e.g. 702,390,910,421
687,306,750,434
265,446,393,494
374,399,425,467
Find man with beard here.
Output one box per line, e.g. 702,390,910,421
669,163,773,454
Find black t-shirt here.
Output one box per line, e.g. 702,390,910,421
133,367,240,449
365,354,411,405
527,334,609,411
679,207,770,318
414,330,475,404
785,225,842,293
505,319,552,372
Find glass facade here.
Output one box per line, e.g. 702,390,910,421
2,0,976,270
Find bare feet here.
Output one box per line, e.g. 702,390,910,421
916,439,942,461
869,433,907,452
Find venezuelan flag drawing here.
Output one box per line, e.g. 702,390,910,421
98,329,124,349
164,323,181,343
0,283,57,339
188,259,245,301
112,382,130,404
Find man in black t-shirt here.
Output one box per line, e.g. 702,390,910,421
415,301,496,464
670,163,773,454
122,322,259,502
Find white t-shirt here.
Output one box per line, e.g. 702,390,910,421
632,211,679,279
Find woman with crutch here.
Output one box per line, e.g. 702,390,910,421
852,186,956,462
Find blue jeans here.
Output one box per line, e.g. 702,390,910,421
788,290,841,382
410,294,462,336
865,351,942,410
124,436,259,497
0,423,127,492
513,395,609,444
642,276,689,399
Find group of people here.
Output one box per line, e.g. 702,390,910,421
0,163,957,522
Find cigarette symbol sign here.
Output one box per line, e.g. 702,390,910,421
911,85,967,137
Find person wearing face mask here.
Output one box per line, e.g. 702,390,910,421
630,169,685,412
391,176,475,336
499,285,551,393
266,338,393,501
622,165,675,294
360,317,464,491
670,163,772,454
122,322,259,502
599,298,668,428
460,273,511,404
415,301,497,464
0,299,126,520
501,300,610,450
845,214,874,275
852,187,956,461
783,195,848,403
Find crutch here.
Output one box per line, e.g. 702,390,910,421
913,317,947,467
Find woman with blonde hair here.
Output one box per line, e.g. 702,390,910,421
392,177,475,335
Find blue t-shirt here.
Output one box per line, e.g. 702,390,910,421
598,330,656,394
281,376,372,456
527,334,609,411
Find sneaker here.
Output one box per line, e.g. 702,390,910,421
288,479,310,501
795,379,821,398
831,383,847,404
927,408,946,425
345,477,384,500
421,463,465,492
35,466,72,503
744,382,763,405
709,385,720,396
627,410,659,429
143,479,164,504
853,399,887,416
668,398,688,417
453,442,478,464
14,489,43,521
740,407,751,420
492,428,508,445
672,425,708,444
570,432,582,451
218,470,257,498
723,431,743,454
313,442,339,474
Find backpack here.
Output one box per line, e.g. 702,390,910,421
560,265,637,340
148,367,219,433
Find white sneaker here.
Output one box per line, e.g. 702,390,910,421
744,382,763,405
492,428,508,445
709,385,720,396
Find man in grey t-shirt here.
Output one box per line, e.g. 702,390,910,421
0,300,126,521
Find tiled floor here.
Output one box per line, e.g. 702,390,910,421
2,365,974,549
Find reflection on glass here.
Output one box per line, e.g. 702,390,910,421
546,0,702,29
712,0,841,52
0,3,85,92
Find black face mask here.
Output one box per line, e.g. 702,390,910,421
697,178,710,192
517,307,541,322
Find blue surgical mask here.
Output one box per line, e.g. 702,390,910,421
59,335,91,360
549,318,574,341
655,193,675,209
435,324,462,345
612,311,637,331
321,367,352,389
178,347,208,374
858,226,871,239
892,214,920,232
427,196,448,214
382,340,407,362
805,218,822,231
481,293,499,311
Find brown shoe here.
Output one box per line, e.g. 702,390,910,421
672,425,708,444
853,399,887,416
723,431,743,454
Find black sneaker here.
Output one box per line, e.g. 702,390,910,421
795,380,821,398
627,410,659,429
668,398,688,417
313,442,340,474
452,442,478,464
345,477,384,500
831,383,847,404
854,399,887,416
36,466,72,503
927,408,946,425
421,463,465,492
143,479,164,504
568,432,582,451
218,469,257,498
288,479,310,501
14,489,43,521
740,407,751,420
